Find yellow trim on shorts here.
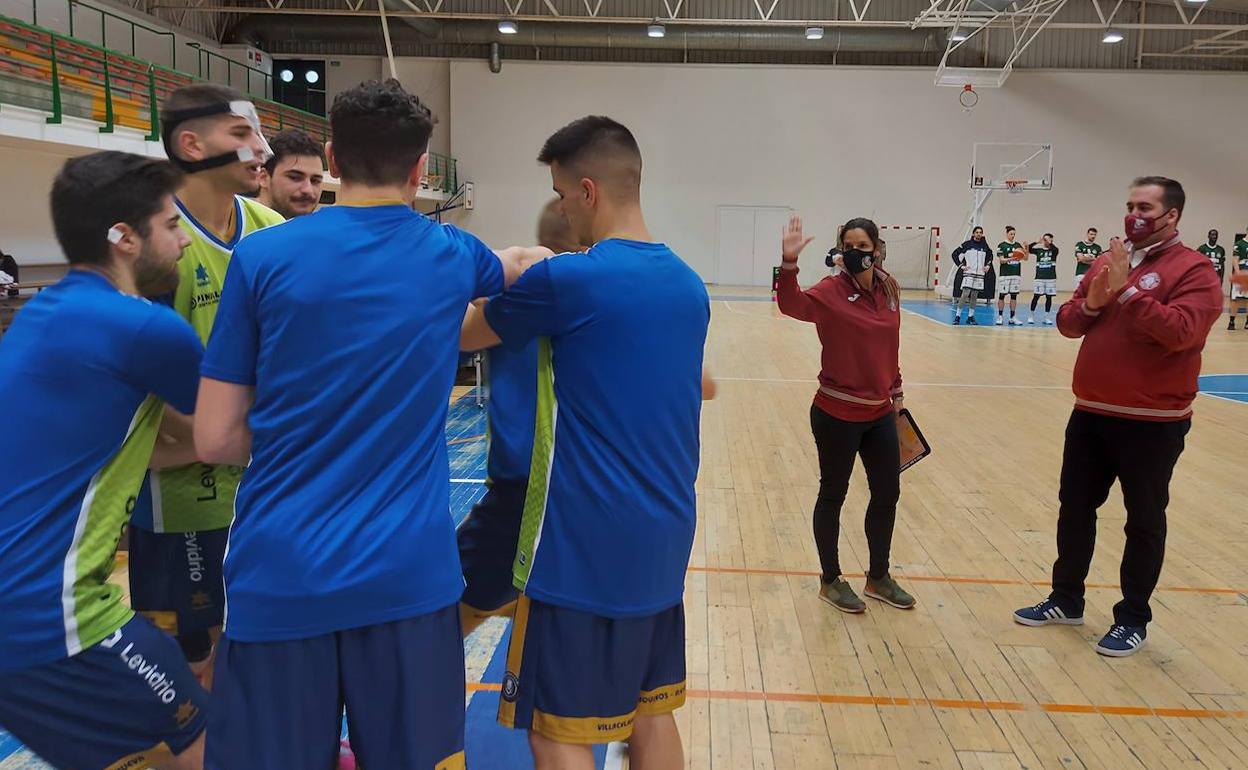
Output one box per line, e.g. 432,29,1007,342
103,741,174,770
497,595,532,728
138,610,178,635
532,708,638,744
637,681,687,716
435,750,467,769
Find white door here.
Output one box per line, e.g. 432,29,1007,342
752,208,792,287
715,207,756,286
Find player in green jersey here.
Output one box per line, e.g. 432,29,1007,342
1027,233,1059,325
1073,228,1102,290
996,225,1025,325
1231,232,1248,330
128,84,284,682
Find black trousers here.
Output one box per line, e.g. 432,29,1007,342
809,405,901,581
1051,410,1190,626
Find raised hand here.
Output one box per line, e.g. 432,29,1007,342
1106,237,1130,293
782,214,815,264
1085,266,1113,311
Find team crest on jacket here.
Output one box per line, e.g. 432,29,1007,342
1139,272,1161,290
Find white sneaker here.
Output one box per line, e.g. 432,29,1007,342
1027,317,1035,325
1009,317,1020,326
995,316,1004,326
1044,317,1054,326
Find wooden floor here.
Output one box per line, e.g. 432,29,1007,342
679,288,1248,770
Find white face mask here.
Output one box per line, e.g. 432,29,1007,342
226,100,273,164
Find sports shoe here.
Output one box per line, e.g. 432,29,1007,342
996,316,1004,326
1027,316,1035,325
1009,317,1020,326
864,574,916,609
1230,318,1237,330
1095,624,1147,657
819,578,866,614
1013,598,1083,627
968,316,979,325
1044,316,1054,326
952,315,961,325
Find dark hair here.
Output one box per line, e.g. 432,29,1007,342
1131,176,1185,214
537,116,642,195
972,226,984,233
1087,227,1098,234
1005,225,1016,232
1044,233,1054,238
161,84,244,155
264,128,325,174
839,217,879,251
51,152,183,265
329,79,434,186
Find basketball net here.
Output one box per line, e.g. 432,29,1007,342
959,84,978,114
1005,180,1025,194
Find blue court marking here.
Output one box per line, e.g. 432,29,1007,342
902,299,1057,328
1199,374,1248,405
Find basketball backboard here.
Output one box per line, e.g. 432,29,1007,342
970,143,1053,191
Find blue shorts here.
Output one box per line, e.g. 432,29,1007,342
498,596,687,744
0,614,209,770
128,525,227,644
206,604,466,770
457,478,526,613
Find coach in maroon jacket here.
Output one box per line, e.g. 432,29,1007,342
1013,177,1223,657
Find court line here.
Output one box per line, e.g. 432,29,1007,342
451,478,487,484
684,565,1246,596
716,376,1070,391
465,682,1247,721
448,433,486,446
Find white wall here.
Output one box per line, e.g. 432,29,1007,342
393,59,452,158
449,61,1248,288
0,143,76,267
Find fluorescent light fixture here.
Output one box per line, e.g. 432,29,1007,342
648,22,666,38
805,26,824,40
1102,28,1125,43
279,68,294,83
304,70,319,84
950,28,969,41
498,19,518,34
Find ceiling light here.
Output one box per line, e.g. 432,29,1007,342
304,70,319,84
648,22,666,38
805,26,824,40
950,28,969,41
279,68,294,83
1102,28,1125,43
498,19,518,34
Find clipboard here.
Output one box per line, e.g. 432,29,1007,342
896,408,931,473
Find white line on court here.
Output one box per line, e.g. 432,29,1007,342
719,299,801,324
450,478,486,484
716,376,1069,391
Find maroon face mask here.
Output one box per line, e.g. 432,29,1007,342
1124,210,1172,244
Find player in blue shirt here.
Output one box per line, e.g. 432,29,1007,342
459,199,582,638
0,151,208,770
193,79,542,770
461,116,710,768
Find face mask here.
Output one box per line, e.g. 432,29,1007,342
837,248,874,274
1124,211,1169,243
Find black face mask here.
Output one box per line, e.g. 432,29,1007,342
828,247,874,274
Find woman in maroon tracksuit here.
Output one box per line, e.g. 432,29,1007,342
776,216,915,614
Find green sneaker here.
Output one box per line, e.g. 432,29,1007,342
819,577,866,614
864,574,916,609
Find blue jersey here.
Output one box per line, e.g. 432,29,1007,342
484,240,709,618
201,203,505,642
485,338,538,484
0,271,202,672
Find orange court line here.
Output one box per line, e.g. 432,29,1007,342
447,433,486,446
466,682,1246,721
685,564,1246,596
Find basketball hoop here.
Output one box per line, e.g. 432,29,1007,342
1005,179,1026,194
958,84,978,112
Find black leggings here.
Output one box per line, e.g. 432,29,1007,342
1030,294,1053,312
809,405,901,581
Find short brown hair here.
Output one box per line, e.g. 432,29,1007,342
1132,176,1185,214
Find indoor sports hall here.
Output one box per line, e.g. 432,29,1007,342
1,0,1246,767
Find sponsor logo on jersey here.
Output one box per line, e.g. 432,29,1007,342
195,264,210,287
188,290,221,311
502,672,520,702
118,643,179,704
185,532,205,583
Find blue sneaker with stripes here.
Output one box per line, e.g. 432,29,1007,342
1013,598,1083,626
1095,624,1147,657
